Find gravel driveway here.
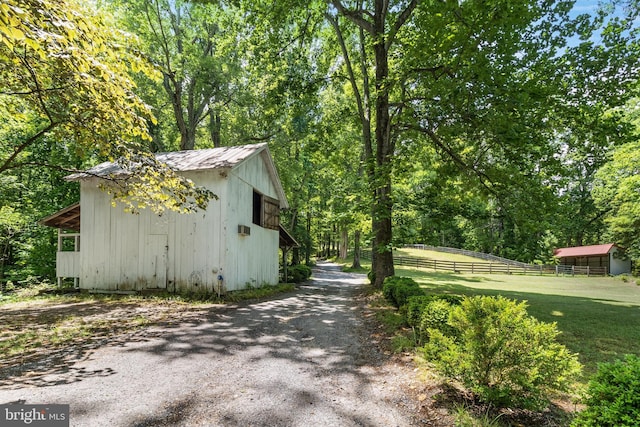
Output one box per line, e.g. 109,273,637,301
0,262,448,426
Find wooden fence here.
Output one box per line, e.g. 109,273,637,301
360,250,607,276
405,244,530,267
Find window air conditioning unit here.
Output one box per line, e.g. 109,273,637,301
238,225,251,236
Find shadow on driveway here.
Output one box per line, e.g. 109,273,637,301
1,262,431,426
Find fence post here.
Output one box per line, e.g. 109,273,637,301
572,265,575,276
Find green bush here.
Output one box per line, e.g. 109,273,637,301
418,299,457,343
406,295,461,344
406,295,433,328
423,295,582,410
572,354,640,426
435,294,464,305
382,276,424,308
382,277,395,303
287,264,312,283
367,269,376,285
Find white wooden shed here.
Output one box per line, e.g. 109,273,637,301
40,143,290,293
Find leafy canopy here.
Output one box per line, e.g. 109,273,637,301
0,0,215,213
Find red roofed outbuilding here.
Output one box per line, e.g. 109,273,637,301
554,243,631,275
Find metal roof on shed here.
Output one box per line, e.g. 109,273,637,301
65,143,288,209
66,143,269,179
554,243,617,258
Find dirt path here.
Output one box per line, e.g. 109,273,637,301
0,262,450,426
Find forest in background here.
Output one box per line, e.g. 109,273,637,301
2,0,640,287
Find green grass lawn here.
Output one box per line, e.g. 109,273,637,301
395,265,640,378
395,247,499,263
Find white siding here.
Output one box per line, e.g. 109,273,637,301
77,151,281,293
170,171,227,293
56,252,79,277
224,154,280,289
609,247,632,275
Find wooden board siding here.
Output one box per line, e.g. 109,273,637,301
168,171,227,293
79,173,227,292
77,148,282,292
56,251,80,277
225,154,280,289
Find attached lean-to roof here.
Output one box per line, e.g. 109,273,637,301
554,244,617,258
279,225,300,249
65,143,289,208
39,203,81,231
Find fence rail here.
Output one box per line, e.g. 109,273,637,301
405,244,531,267
360,250,607,276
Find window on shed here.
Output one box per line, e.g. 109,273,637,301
252,190,280,231
253,190,262,226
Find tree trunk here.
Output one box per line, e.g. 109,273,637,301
305,210,311,265
330,0,419,286
340,227,348,259
352,229,361,269
209,108,221,147
371,0,394,288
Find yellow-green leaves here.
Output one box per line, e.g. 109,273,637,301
0,0,212,213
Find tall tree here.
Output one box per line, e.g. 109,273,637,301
111,0,241,150
326,0,421,287
0,0,215,213
324,0,640,285
593,95,640,262
593,139,640,260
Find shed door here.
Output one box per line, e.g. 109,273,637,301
145,235,167,289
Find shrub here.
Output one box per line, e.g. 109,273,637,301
382,276,424,308
423,295,582,410
367,270,376,285
572,354,640,427
418,299,457,343
382,278,396,304
287,264,312,283
406,295,433,328
406,295,460,344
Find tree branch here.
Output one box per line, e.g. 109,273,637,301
405,122,497,194
0,86,69,96
386,0,419,51
330,0,374,34
0,122,59,174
